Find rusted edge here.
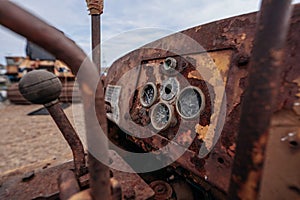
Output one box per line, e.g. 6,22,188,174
228,0,293,199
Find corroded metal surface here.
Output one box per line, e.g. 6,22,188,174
108,150,155,200
86,0,103,15
228,0,293,199
58,170,81,200
149,180,173,200
92,15,101,73
47,102,87,177
0,2,111,199
259,111,300,200
19,70,87,178
0,161,74,199
105,3,300,199
0,1,299,199
0,150,155,200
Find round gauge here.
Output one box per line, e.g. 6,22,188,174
176,86,205,119
151,102,173,131
163,57,177,71
140,82,157,107
160,78,179,101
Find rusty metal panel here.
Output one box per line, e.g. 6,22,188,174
259,110,300,200
104,3,300,199
104,11,257,195
0,161,74,199
228,0,294,199
109,150,155,200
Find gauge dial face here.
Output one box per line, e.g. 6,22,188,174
160,78,179,101
176,87,205,119
140,82,157,107
151,102,172,130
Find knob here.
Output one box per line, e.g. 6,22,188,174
19,70,62,104
19,70,86,176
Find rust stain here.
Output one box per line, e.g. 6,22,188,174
292,77,300,86
227,143,236,157
292,77,300,115
270,49,284,67
293,77,300,98
236,133,268,199
195,124,209,140
252,132,268,165
238,171,261,200
188,70,202,80
195,26,202,32
241,33,247,40
209,50,232,82
177,130,193,146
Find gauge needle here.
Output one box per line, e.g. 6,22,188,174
144,92,151,103
145,92,149,99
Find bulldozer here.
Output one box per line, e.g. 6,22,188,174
0,0,299,199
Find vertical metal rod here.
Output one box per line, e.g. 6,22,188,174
87,83,111,200
228,0,293,199
86,1,111,199
46,102,86,177
92,15,101,74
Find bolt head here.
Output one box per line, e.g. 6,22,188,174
19,70,62,104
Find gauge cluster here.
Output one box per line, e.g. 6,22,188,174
134,57,206,131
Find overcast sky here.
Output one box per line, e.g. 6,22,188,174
0,0,299,66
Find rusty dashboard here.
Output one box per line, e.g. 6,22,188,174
104,4,300,199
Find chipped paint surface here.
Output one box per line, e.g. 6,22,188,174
188,70,202,80
105,3,300,198
293,78,300,98
195,124,209,140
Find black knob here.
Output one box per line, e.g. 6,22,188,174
19,70,62,104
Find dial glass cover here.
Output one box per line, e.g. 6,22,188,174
140,82,157,107
176,87,205,119
151,102,172,130
160,77,179,101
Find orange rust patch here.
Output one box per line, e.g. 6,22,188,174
293,77,300,98
195,124,209,140
241,33,247,40
188,70,202,80
228,143,236,157
195,26,202,32
238,171,261,200
252,132,268,165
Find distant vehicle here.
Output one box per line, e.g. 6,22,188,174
0,75,9,101
0,64,6,75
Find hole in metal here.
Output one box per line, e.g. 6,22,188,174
165,84,172,94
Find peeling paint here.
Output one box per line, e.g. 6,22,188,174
188,70,202,80
195,124,209,140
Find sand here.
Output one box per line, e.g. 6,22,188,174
0,102,77,174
